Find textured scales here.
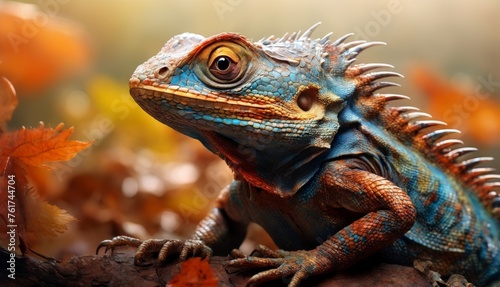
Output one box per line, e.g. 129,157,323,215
102,23,500,286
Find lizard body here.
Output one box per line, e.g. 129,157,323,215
100,23,500,286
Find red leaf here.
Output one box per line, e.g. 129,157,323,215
167,258,218,287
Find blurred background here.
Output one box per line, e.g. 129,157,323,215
1,0,499,258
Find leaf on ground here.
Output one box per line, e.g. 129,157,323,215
1,122,91,168
166,257,218,287
0,77,18,130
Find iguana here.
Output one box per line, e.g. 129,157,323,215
98,23,500,286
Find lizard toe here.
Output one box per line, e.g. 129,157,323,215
251,244,281,258
228,256,284,270
96,235,143,255
179,239,213,260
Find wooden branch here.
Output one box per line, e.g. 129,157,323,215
0,247,431,287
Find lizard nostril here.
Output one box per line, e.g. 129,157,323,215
155,66,169,79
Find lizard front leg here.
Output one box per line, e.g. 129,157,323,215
228,162,417,286
97,183,248,265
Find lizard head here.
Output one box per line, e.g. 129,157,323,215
129,23,388,195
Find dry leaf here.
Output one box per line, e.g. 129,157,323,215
0,80,90,253
0,157,28,253
167,257,218,287
23,188,75,240
0,155,76,254
1,122,91,168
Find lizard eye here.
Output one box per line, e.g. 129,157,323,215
195,41,253,88
209,55,240,81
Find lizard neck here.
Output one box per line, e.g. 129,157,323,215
202,131,327,197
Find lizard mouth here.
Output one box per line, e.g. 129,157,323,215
129,82,327,124
130,84,277,118
130,85,272,114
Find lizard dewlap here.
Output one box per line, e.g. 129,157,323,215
101,23,500,286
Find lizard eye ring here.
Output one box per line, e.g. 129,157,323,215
194,41,253,89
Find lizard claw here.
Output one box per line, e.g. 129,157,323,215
97,236,212,266
157,239,212,262
96,235,143,255
135,238,212,265
228,245,327,287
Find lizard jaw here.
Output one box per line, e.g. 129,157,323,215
130,84,273,115
131,76,329,119
129,82,325,124
130,84,293,138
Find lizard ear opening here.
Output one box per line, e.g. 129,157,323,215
296,86,318,111
295,86,319,112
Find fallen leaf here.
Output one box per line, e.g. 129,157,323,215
167,257,218,287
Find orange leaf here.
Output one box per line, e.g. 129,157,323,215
0,157,74,254
0,122,91,168
0,157,28,253
167,257,218,287
0,77,17,130
23,188,75,240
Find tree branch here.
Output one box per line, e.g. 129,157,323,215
0,247,431,287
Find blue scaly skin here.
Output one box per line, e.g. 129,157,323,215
98,23,500,286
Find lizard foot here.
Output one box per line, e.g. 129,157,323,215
97,236,212,266
228,244,328,287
